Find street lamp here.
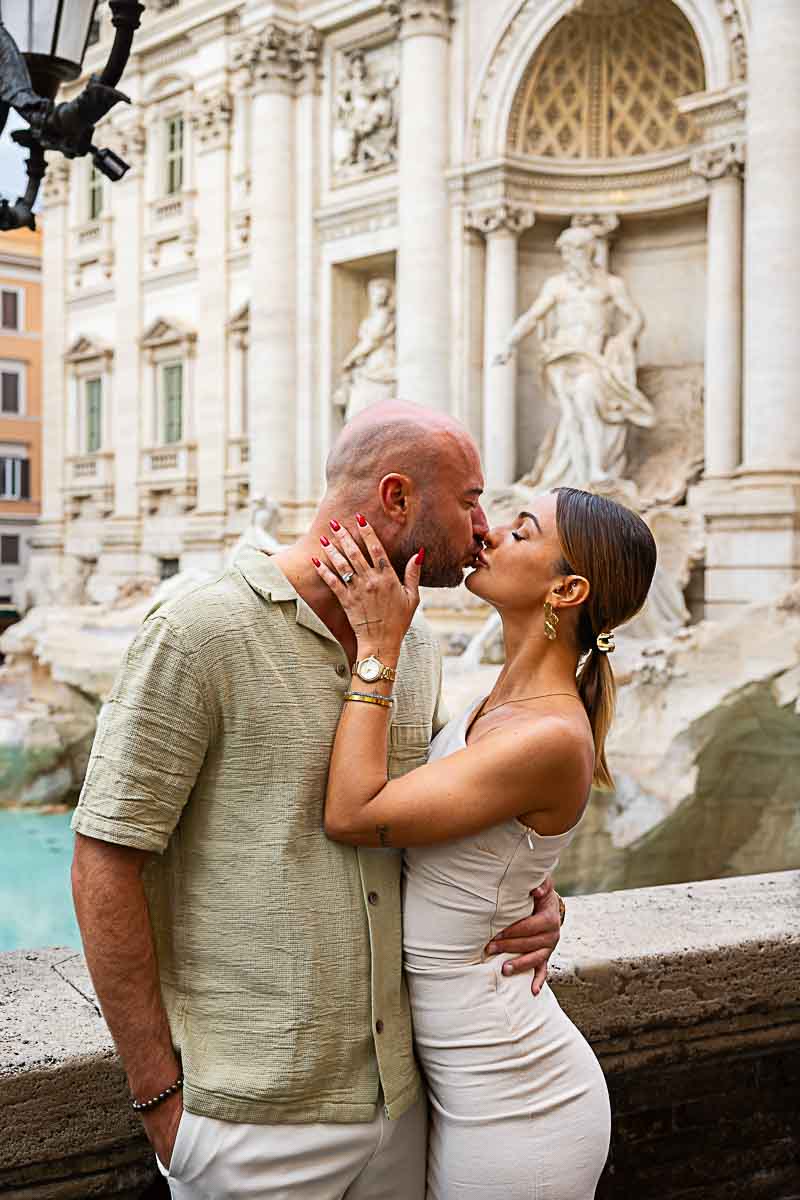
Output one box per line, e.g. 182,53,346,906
0,0,145,230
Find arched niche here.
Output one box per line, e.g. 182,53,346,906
469,0,745,164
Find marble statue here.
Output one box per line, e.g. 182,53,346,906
333,278,397,422
225,494,282,567
333,49,398,177
494,224,655,489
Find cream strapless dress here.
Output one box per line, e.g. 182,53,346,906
403,699,611,1199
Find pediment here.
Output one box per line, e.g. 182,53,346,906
64,334,113,363
140,317,196,349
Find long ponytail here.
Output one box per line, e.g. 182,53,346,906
554,488,657,790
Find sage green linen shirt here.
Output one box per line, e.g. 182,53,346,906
71,545,447,1125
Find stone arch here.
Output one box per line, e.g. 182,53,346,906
507,2,705,160
469,0,746,161
145,71,193,105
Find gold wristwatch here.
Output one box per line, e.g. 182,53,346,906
353,655,397,685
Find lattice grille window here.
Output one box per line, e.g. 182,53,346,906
508,0,704,160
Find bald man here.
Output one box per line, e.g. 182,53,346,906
71,403,563,1199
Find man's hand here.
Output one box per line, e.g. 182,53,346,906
141,1091,184,1171
484,875,562,996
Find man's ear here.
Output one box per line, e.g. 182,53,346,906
378,472,413,521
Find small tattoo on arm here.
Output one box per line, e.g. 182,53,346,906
376,824,391,847
378,558,387,571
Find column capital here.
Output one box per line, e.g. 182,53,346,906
690,140,746,182
465,202,534,237
383,0,451,39
232,21,322,96
112,121,147,177
40,159,71,208
190,89,233,153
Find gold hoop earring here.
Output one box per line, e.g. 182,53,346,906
544,600,559,641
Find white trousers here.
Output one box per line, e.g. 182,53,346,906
156,1095,427,1200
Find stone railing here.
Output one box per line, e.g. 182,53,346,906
1,872,798,1198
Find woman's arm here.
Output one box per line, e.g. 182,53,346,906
314,518,586,848
325,711,584,847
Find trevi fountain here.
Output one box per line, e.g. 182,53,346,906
1,0,798,919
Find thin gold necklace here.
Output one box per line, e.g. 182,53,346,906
480,692,581,717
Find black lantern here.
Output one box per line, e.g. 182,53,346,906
0,0,145,230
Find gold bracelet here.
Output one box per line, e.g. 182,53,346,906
557,893,566,926
344,691,393,709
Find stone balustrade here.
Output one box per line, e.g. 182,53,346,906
1,871,798,1199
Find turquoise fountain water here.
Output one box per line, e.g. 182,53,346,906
0,811,81,951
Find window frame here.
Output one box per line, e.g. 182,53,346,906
85,375,103,453
0,361,26,417
161,360,183,445
0,454,30,501
0,287,24,333
0,534,20,565
164,114,185,197
88,163,104,221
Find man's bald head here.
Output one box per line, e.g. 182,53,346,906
323,401,486,588
326,401,477,499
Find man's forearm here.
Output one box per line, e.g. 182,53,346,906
71,835,179,1098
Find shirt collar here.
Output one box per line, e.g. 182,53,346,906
233,544,298,603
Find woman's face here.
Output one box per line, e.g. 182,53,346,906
466,492,565,612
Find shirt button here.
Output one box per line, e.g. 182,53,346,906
368,891,379,905
375,1019,384,1035
336,664,347,677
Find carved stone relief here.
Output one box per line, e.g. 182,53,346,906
333,277,396,422
190,89,233,152
332,45,398,181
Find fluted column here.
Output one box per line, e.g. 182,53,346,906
387,0,451,410
742,0,800,475
467,204,534,487
39,161,71,530
234,23,319,509
190,88,232,517
690,142,744,478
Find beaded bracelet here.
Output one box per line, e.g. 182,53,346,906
344,690,394,709
131,1075,184,1113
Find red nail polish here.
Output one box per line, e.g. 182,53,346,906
320,535,330,547
415,547,425,565
356,513,367,528
330,519,341,532
312,557,321,567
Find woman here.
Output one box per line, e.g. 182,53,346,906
312,486,657,1200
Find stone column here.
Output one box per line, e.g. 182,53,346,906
38,161,71,533
466,204,534,487
109,122,145,527
742,0,800,474
190,88,232,526
234,23,315,511
387,0,451,410
690,142,744,478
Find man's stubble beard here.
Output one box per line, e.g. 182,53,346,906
390,512,469,590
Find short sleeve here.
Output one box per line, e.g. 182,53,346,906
431,647,450,737
71,613,211,854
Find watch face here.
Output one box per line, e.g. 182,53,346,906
358,656,382,683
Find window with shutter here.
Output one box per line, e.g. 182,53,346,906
1,371,20,414
88,166,104,220
165,116,184,196
86,378,102,452
163,363,183,444
1,291,20,331
0,535,20,565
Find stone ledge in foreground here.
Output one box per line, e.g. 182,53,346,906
0,871,798,1198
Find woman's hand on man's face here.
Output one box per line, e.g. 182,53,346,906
312,515,424,661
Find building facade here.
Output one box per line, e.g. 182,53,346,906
0,226,42,620
34,0,800,618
